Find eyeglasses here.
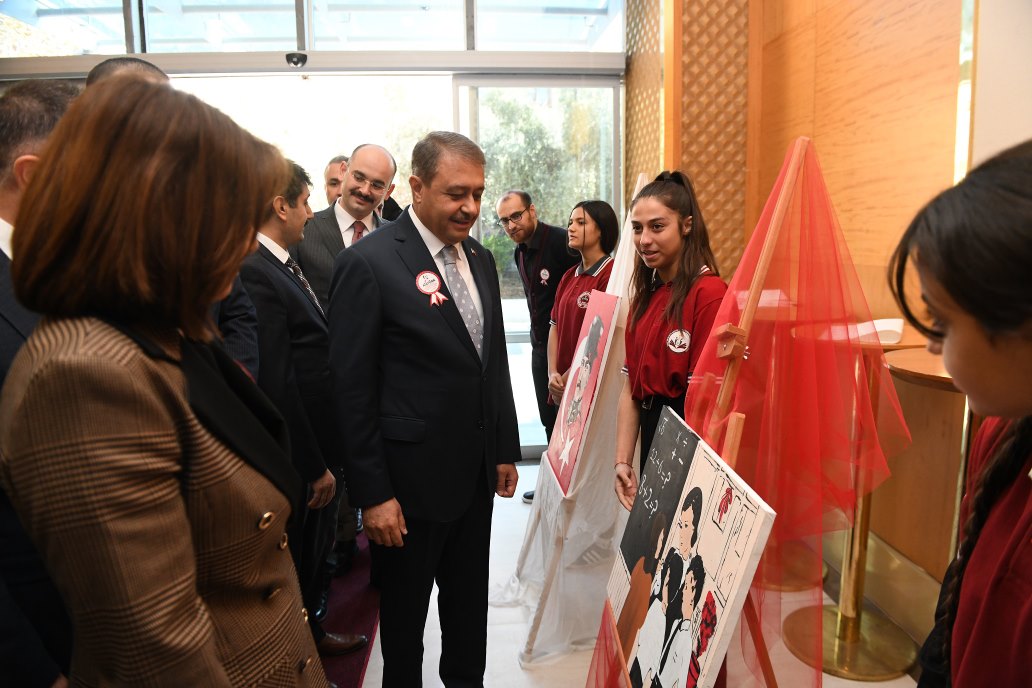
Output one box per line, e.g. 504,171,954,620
496,208,528,227
350,170,388,193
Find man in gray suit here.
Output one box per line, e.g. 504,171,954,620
292,143,397,311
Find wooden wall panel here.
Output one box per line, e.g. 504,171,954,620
676,0,750,274
813,0,959,317
625,0,664,207
871,379,966,581
755,14,816,226
747,0,966,606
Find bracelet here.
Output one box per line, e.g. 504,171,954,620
614,461,631,470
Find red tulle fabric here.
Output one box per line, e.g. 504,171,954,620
679,138,910,687
586,601,630,688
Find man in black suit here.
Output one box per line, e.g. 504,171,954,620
293,143,398,311
496,189,578,503
239,162,367,658
0,79,78,688
294,143,399,593
329,131,520,687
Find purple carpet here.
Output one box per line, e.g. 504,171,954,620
320,533,379,688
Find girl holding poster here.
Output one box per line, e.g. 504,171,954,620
889,140,1032,687
546,200,619,405
614,172,727,510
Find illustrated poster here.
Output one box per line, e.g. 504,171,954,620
547,290,619,494
600,407,775,688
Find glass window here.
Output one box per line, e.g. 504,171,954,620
462,82,617,301
1,1,126,56
171,73,452,211
143,0,296,53
459,79,620,449
311,0,465,51
476,0,624,52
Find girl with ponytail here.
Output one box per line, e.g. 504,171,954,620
889,140,1032,686
614,172,726,509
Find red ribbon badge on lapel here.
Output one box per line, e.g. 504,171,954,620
416,271,449,307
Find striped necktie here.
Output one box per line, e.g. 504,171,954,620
285,257,325,317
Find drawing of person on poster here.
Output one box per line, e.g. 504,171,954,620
617,519,667,657
652,554,705,688
547,312,607,491
628,553,683,686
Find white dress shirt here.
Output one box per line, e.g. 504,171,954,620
257,232,290,264
334,200,376,248
409,206,484,323
0,217,13,259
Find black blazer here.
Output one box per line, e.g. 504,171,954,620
240,244,340,484
0,252,72,687
328,211,520,522
210,275,260,380
291,204,383,312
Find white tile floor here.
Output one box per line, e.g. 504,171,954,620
361,464,918,687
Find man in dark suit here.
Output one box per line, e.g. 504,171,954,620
293,143,399,594
239,162,367,658
0,79,78,688
496,189,578,503
293,143,398,311
329,131,520,687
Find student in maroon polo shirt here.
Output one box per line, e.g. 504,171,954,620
888,140,1032,688
546,200,620,405
614,172,727,510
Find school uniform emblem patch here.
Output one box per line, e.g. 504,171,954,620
666,329,690,353
577,291,591,308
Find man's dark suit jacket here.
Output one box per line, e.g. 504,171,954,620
210,275,259,379
0,251,72,687
239,244,340,484
291,204,383,312
328,211,520,522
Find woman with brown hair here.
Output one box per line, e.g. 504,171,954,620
613,172,726,510
0,76,329,687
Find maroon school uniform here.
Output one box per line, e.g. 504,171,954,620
951,416,1032,687
549,255,614,375
624,273,726,402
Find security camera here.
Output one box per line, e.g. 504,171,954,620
285,52,308,68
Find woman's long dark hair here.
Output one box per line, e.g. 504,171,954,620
888,140,1032,669
629,171,719,327
571,199,620,255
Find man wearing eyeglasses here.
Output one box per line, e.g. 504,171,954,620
496,191,579,503
291,143,397,620
293,143,397,311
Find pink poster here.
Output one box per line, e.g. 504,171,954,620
546,290,619,494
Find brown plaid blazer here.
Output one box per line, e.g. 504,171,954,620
0,317,329,687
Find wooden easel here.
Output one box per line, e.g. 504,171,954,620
695,136,814,688
515,173,651,662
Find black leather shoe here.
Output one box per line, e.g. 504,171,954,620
313,591,328,623
522,490,535,504
317,632,369,656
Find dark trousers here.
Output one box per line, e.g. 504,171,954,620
372,476,494,688
638,394,686,478
531,344,557,441
292,494,336,642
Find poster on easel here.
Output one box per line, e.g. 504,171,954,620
595,407,775,688
547,289,619,494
